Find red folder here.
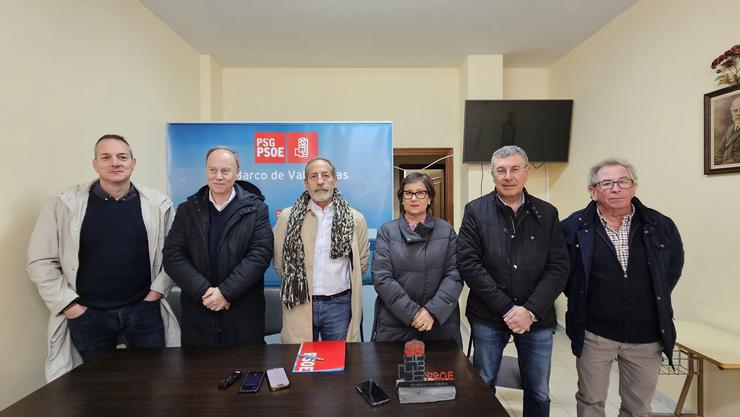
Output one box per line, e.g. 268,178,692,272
292,340,346,373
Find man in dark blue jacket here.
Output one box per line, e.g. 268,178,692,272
561,159,684,417
459,145,569,417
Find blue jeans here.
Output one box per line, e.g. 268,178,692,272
67,300,165,363
471,320,554,417
312,291,352,341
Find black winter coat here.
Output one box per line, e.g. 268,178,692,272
163,181,274,347
561,198,684,362
371,216,462,345
458,190,569,330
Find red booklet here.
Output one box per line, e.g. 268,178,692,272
292,340,346,373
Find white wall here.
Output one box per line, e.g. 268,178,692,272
548,0,740,415
0,0,200,409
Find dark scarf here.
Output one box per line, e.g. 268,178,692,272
280,189,354,309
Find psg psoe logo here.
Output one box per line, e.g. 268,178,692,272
254,132,318,164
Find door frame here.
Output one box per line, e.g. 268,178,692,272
393,147,454,225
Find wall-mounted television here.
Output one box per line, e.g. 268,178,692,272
463,99,573,164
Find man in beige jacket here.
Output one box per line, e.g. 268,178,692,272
273,157,369,343
27,134,180,381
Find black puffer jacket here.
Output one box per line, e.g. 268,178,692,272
163,181,274,347
458,190,569,330
371,216,462,345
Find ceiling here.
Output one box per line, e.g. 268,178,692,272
139,0,636,68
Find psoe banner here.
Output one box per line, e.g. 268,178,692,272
167,122,393,286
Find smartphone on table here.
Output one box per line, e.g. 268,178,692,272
356,379,390,406
239,371,265,393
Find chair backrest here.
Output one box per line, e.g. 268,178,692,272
264,286,283,336
495,355,523,389
468,335,522,390
166,286,283,337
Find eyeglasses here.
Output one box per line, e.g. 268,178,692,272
594,178,635,191
402,190,429,200
492,166,527,178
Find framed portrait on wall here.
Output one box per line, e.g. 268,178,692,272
705,84,740,174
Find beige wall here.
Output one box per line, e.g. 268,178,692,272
504,68,549,100
222,67,464,221
200,55,223,120
0,0,200,409
548,0,740,415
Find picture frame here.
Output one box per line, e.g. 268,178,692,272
704,83,740,174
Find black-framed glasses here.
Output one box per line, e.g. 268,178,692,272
402,190,429,200
594,178,635,191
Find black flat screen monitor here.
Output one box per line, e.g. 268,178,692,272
463,99,573,163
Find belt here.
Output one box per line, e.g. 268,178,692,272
312,289,351,302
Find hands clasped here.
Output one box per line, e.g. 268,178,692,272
503,306,533,334
202,287,230,311
411,307,435,332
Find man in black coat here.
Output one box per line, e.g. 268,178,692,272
163,146,273,347
458,145,569,417
561,159,683,417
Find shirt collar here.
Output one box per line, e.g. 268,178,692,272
404,214,427,231
495,191,526,212
596,204,635,227
308,199,333,215
209,187,236,212
91,180,138,201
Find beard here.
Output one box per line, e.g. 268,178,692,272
309,188,333,203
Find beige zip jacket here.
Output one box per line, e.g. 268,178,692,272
26,180,181,381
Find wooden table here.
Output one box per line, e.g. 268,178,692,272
0,342,508,417
666,321,740,417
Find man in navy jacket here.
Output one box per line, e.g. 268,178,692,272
561,159,684,417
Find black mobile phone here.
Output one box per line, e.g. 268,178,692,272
239,371,265,393
356,379,390,406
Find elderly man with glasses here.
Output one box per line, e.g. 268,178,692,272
561,159,684,417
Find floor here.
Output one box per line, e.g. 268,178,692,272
466,327,676,417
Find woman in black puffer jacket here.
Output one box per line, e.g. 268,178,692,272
371,173,462,346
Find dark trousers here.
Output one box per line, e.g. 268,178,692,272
67,300,165,362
